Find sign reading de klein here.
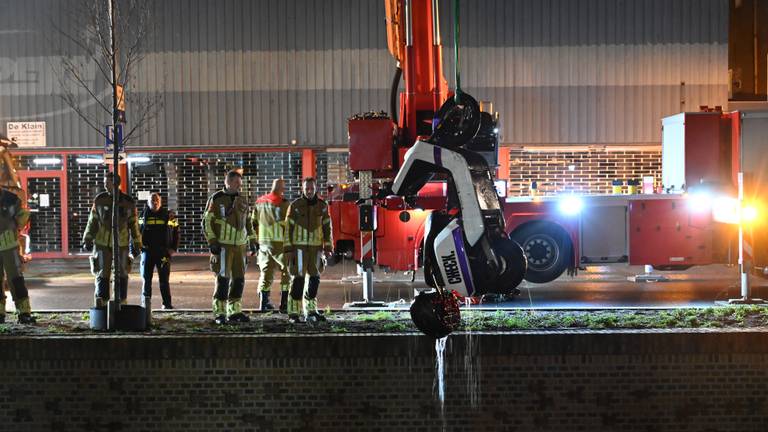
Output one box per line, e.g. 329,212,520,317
6,121,46,147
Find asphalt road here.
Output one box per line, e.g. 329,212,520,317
14,256,768,312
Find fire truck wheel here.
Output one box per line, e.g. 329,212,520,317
511,222,571,284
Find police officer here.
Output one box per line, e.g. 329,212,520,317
82,171,142,307
284,177,333,324
252,178,290,312
203,169,257,324
139,193,180,311
0,188,34,324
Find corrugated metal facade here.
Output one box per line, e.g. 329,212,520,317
0,0,728,149
442,0,729,145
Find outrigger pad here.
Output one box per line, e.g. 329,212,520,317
410,290,461,338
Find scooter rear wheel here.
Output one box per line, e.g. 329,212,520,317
487,237,527,294
430,93,481,149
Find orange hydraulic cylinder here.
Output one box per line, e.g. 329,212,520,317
399,0,449,147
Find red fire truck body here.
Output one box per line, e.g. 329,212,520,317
330,108,768,284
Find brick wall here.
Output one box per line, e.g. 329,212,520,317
506,146,663,196
1,331,767,431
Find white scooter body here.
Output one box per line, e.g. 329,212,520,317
432,219,476,297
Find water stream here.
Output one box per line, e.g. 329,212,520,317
463,297,481,408
433,335,448,430
433,299,482,428
434,336,448,407
464,329,481,408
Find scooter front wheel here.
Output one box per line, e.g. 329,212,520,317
410,290,461,338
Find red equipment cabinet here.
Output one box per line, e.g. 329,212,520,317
628,198,720,266
661,111,733,192
348,118,397,176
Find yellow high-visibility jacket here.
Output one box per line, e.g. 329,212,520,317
0,189,30,252
284,196,333,252
83,191,142,249
203,190,255,246
252,192,289,248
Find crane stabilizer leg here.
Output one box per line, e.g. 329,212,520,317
347,170,386,308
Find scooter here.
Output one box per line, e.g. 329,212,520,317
391,93,528,338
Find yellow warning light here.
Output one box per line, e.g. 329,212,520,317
742,205,759,224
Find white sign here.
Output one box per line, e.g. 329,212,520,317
6,121,46,147
137,190,151,201
39,194,50,208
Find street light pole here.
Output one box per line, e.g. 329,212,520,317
738,172,750,299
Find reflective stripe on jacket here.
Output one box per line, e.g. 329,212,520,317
203,190,255,246
0,190,29,252
252,192,288,247
139,207,180,253
82,192,142,249
284,196,332,251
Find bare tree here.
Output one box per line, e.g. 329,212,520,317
52,0,164,328
53,0,163,145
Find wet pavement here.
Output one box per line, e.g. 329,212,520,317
16,256,768,312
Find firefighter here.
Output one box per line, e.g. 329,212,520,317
252,178,291,312
82,171,143,307
0,188,34,324
139,193,180,311
203,169,257,325
284,177,333,323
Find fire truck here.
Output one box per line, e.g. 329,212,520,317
500,108,768,286
332,107,768,286
329,0,768,299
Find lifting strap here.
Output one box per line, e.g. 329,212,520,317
453,0,462,102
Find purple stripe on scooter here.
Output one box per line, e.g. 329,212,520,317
451,226,475,296
433,146,442,167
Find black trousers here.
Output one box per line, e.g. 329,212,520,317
140,251,172,307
